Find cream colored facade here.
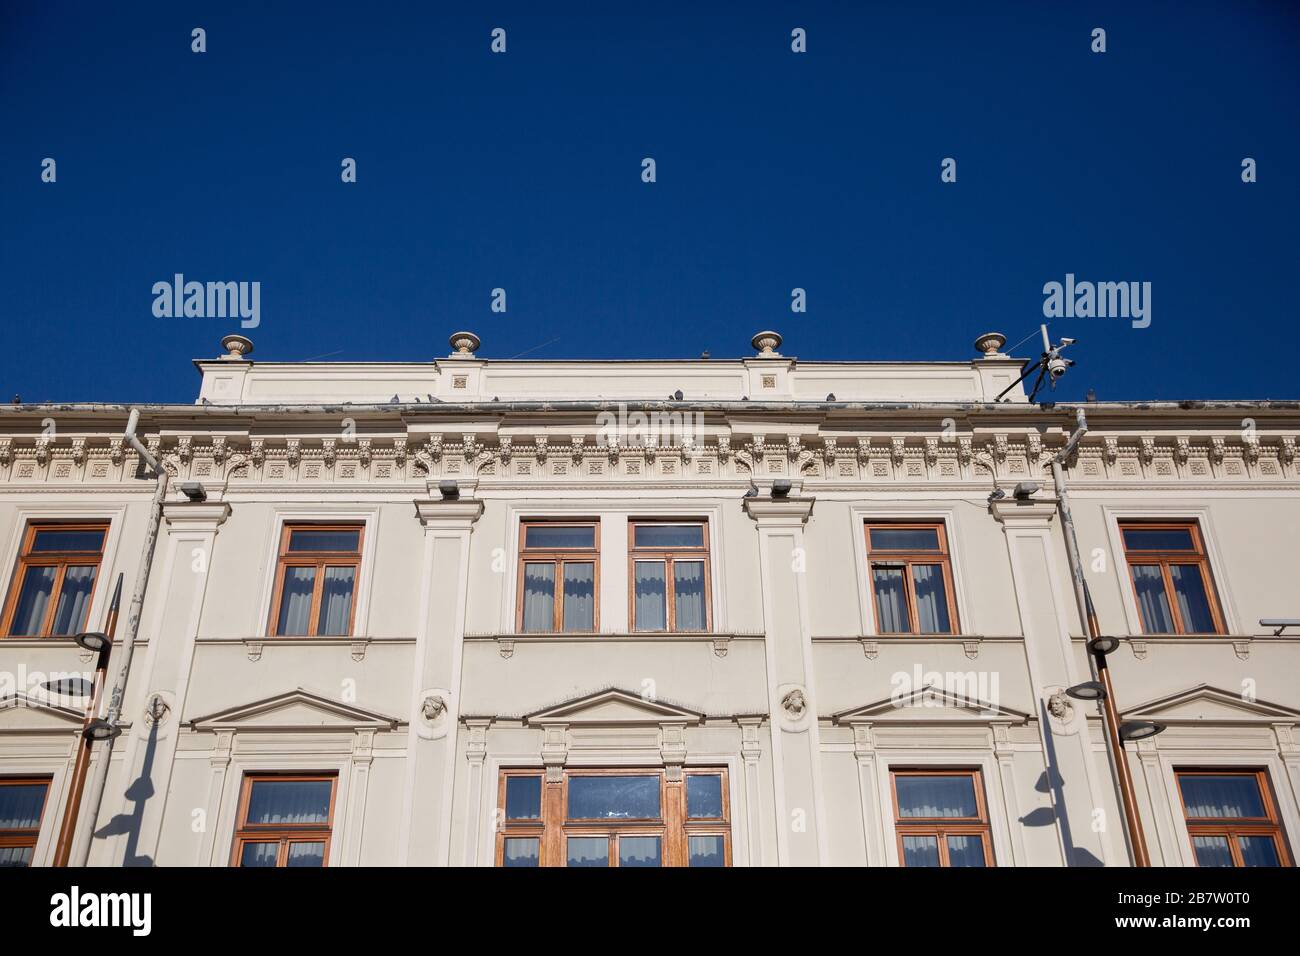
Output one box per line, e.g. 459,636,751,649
2,332,1298,867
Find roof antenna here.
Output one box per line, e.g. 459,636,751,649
995,324,1075,404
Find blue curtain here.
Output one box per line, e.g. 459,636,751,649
872,566,909,632
10,566,55,636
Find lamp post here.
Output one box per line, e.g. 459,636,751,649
1052,409,1163,866
50,573,123,867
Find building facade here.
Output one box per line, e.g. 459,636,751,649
1,331,1297,868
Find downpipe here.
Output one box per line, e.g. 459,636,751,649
71,409,169,866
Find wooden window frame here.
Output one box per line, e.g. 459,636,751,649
494,767,731,867
0,776,51,867
515,520,600,633
627,519,712,633
890,768,995,867
1176,768,1293,867
266,523,364,637
864,522,960,636
1,521,108,638
1119,520,1226,635
230,773,337,867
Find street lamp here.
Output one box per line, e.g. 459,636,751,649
1065,681,1107,701
51,574,122,867
1120,720,1166,742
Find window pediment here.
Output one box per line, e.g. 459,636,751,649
1121,684,1300,725
188,688,401,732
524,688,703,726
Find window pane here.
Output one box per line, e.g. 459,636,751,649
1238,836,1281,867
1179,775,1267,819
687,775,723,819
673,561,707,631
524,526,595,550
504,776,542,820
568,775,660,820
239,842,280,867
30,528,105,553
911,564,951,634
634,561,667,631
51,566,96,635
286,841,326,867
246,779,332,825
0,783,48,829
288,529,359,552
1169,565,1216,633
316,566,355,636
566,836,608,867
688,835,725,867
896,775,979,818
8,566,55,635
634,525,704,549
562,562,595,631
276,567,316,636
946,834,986,867
618,836,661,867
1191,835,1234,867
870,528,940,552
1123,527,1195,551
0,846,34,867
1130,565,1175,634
872,566,910,633
503,837,540,867
521,563,555,632
901,835,940,867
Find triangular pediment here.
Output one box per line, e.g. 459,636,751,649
834,685,1028,725
1122,684,1300,725
189,688,401,732
0,692,86,733
525,688,702,726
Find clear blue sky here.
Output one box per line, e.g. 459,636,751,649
2,1,1296,404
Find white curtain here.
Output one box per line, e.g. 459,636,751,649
635,561,667,631
895,776,977,818
872,566,909,632
276,567,316,636
522,563,555,632
901,835,940,867
945,835,986,867
51,565,96,635
1191,836,1234,867
503,838,540,867
1181,776,1263,818
911,564,950,634
316,566,355,636
1169,565,1214,633
673,561,706,631
0,783,47,829
10,566,55,636
562,562,595,631
1131,565,1174,632
246,780,331,825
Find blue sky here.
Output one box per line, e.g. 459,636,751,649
2,1,1297,404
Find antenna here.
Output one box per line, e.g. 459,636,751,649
995,324,1076,403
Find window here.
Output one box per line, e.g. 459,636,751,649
0,777,51,867
1177,769,1292,867
517,521,598,632
268,524,363,637
865,523,959,635
629,521,710,632
232,774,337,867
1120,521,1225,635
495,768,730,867
891,769,994,867
2,522,108,638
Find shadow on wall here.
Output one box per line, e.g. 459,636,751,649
92,716,160,867
1036,699,1104,867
